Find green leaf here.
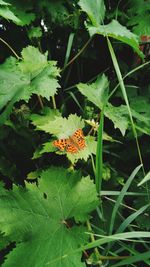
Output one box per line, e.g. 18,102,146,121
6,0,35,26
87,20,144,59
138,171,150,186
0,6,20,22
77,74,109,109
127,0,150,35
0,0,10,6
19,46,48,77
105,103,130,136
66,135,97,164
0,168,98,266
28,26,42,39
31,63,60,99
0,47,60,124
78,0,105,26
31,110,85,139
77,76,130,135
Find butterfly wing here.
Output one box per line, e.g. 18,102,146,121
53,129,86,153
53,139,68,151
71,129,86,150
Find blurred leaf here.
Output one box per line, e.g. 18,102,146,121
28,26,42,39
7,0,35,26
0,6,20,22
79,0,105,26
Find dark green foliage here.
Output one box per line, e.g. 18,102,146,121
0,0,150,266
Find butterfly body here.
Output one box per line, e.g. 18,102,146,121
53,129,86,153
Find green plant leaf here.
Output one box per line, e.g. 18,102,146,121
66,135,97,164
138,171,150,186
28,26,42,39
87,20,144,59
0,6,20,22
31,110,85,139
0,168,98,266
105,103,130,136
6,0,35,26
78,0,105,26
0,0,10,5
77,74,109,109
0,47,60,124
19,46,48,77
127,0,150,35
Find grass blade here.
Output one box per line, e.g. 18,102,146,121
96,109,104,193
110,250,150,267
116,204,150,233
109,164,142,235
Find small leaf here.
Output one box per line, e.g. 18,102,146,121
77,74,109,109
28,26,42,39
78,0,105,26
105,103,130,136
0,6,20,22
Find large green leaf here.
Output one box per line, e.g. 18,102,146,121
0,168,98,266
78,0,105,26
87,20,144,59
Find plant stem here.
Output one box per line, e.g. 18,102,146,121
86,220,102,266
62,37,92,71
0,37,21,60
52,96,57,109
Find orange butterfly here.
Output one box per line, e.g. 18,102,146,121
53,129,86,153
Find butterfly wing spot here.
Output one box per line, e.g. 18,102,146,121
53,139,68,151
71,129,86,150
53,129,86,154
66,142,78,153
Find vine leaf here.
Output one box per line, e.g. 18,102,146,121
0,47,60,124
31,110,85,139
0,168,98,266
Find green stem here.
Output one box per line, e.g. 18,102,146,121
0,37,21,60
95,109,104,193
52,96,57,109
86,220,102,266
62,37,92,71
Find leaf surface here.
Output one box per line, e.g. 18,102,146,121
0,168,98,266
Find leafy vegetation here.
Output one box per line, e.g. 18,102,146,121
0,0,150,266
